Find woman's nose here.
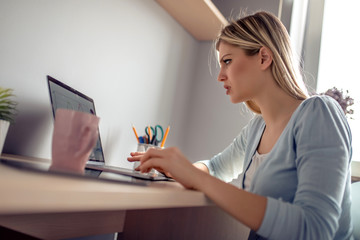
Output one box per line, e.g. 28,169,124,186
217,70,226,82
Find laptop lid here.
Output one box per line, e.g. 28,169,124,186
47,75,105,164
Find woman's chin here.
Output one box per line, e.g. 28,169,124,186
229,96,246,104
229,97,240,104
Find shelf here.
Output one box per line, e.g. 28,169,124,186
155,0,228,41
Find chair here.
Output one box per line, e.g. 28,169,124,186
352,181,360,240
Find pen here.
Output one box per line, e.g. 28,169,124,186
160,125,170,148
132,124,140,143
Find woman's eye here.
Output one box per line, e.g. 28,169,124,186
223,59,231,65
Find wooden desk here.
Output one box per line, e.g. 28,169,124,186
0,155,249,239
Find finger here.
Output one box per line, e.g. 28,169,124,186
130,152,145,157
156,169,172,178
127,155,142,162
139,162,172,178
135,165,166,175
139,157,165,173
140,148,166,163
153,167,166,174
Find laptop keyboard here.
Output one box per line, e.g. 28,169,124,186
85,164,170,181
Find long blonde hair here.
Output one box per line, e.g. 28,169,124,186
216,11,308,114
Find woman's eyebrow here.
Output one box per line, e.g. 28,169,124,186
220,53,231,61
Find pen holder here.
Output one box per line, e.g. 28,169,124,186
133,143,163,171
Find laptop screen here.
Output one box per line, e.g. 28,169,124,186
47,75,105,163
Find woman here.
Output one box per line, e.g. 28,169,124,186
128,11,353,239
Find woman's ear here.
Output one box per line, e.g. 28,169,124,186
259,47,273,70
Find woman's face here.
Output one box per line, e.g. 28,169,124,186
217,42,263,104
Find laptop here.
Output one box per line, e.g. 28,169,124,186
47,75,170,181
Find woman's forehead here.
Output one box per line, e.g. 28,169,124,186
218,42,244,56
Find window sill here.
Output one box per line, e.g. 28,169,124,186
352,161,360,182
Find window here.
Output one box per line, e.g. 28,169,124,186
317,0,359,161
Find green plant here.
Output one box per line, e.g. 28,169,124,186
0,87,17,122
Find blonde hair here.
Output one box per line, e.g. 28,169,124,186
216,11,308,114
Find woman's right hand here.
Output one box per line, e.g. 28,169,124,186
128,147,205,189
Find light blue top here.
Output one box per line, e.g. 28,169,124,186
198,95,353,240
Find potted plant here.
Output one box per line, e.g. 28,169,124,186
0,87,17,154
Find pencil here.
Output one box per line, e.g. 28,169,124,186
148,125,152,144
132,124,140,143
160,125,170,148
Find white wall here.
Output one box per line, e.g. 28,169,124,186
0,0,198,168
182,42,253,161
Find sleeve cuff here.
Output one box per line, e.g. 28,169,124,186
195,160,215,176
256,197,280,238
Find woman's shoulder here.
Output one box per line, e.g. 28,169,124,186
298,95,344,117
302,94,341,108
291,95,349,134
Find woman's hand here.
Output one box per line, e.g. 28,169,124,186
127,147,204,189
128,150,172,177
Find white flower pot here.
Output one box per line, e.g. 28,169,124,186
0,119,10,155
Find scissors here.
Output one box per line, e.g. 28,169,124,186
145,125,164,145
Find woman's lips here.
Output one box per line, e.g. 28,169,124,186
224,86,230,95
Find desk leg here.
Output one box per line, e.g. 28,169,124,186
121,206,250,240
0,210,126,240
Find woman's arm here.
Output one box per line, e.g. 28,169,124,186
128,147,267,231
193,167,267,230
193,162,209,174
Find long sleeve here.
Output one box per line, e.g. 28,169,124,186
255,96,353,239
196,122,251,183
